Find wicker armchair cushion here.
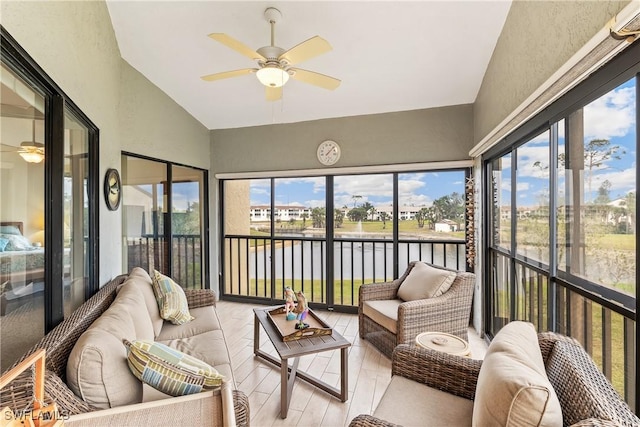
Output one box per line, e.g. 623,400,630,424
397,262,456,301
362,299,402,333
373,375,473,426
151,270,195,325
546,340,640,426
472,321,562,427
67,282,154,408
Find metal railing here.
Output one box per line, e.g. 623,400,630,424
489,250,636,411
125,234,202,289
223,235,466,307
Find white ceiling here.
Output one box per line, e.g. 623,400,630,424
106,1,512,130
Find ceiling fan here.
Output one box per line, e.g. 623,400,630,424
201,7,340,101
0,119,45,163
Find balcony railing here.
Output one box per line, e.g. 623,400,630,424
223,235,466,307
125,234,202,289
490,250,636,411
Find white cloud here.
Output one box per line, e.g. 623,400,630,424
516,144,550,179
334,175,394,198
588,166,635,196
584,86,635,140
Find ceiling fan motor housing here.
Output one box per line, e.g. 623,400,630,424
257,46,285,62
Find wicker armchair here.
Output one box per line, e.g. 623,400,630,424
350,332,640,427
358,261,475,358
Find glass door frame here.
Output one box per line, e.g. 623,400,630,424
121,152,210,288
1,27,99,331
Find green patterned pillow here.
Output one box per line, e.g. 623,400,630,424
123,339,224,396
151,270,194,325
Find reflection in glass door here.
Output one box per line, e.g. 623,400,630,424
0,64,46,371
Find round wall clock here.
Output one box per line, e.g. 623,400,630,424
317,140,341,166
104,168,122,211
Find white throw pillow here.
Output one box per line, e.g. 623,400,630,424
472,321,563,426
396,262,457,301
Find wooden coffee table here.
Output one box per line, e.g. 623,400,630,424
253,306,351,418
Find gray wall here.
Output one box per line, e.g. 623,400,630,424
1,1,210,283
211,104,474,173
474,0,630,144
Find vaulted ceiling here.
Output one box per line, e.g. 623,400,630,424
106,1,512,130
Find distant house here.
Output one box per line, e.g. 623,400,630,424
435,219,459,232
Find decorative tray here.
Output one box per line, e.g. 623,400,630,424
266,306,333,342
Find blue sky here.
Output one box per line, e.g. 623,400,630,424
249,171,467,209
499,77,636,207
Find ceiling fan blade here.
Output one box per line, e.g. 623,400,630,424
279,36,332,65
290,68,341,90
201,68,258,82
265,86,282,102
208,33,266,61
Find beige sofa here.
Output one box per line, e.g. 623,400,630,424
0,268,249,426
350,321,640,427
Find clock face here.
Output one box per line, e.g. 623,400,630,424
104,168,122,211
317,140,341,166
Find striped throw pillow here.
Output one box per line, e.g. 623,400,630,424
151,270,194,325
123,339,224,396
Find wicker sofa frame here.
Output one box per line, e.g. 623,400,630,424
358,261,475,358
0,273,250,426
350,332,640,427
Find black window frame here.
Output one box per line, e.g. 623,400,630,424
1,26,100,330
483,39,640,412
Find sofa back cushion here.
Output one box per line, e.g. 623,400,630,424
66,280,154,409
126,267,164,337
546,340,640,426
472,321,562,427
397,262,457,302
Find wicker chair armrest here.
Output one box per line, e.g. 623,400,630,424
569,418,622,427
537,331,580,363
1,370,98,417
184,289,217,309
396,281,472,343
359,281,400,302
348,414,400,427
392,344,481,400
232,389,250,427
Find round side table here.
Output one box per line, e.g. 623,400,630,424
415,331,471,357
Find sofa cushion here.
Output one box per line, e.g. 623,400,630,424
472,321,562,427
151,270,194,325
397,262,456,302
126,267,164,337
160,330,231,370
156,306,221,341
546,340,640,426
123,339,224,397
362,299,402,333
67,283,154,408
374,375,473,426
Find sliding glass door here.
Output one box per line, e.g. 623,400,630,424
121,154,207,289
1,30,99,372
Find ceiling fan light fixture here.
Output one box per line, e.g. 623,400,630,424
256,66,289,88
19,149,44,163
19,141,45,163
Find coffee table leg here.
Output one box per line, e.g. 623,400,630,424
281,357,288,418
253,315,260,356
280,357,300,418
340,346,348,401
